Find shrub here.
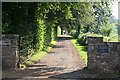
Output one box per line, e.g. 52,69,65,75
77,33,88,46
104,36,118,42
76,32,119,46
69,30,77,37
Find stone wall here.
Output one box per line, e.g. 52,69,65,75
87,36,120,73
2,34,19,70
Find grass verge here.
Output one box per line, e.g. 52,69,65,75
27,40,57,64
68,35,87,65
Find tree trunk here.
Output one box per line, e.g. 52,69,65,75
75,24,81,38
61,27,63,35
54,25,58,39
86,25,89,32
78,24,80,34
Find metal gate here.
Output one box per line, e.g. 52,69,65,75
19,34,38,66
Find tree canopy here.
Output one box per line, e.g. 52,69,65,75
2,2,117,49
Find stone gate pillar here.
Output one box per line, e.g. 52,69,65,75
2,34,19,70
87,36,103,70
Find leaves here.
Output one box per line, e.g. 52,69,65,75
2,2,116,51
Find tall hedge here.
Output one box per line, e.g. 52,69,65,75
2,2,58,52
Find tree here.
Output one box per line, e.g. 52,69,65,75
70,2,93,38
92,2,112,34
100,21,118,37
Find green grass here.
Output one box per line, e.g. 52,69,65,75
27,40,57,64
68,35,87,65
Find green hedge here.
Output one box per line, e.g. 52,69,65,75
2,3,59,52
70,31,119,46
78,33,119,46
